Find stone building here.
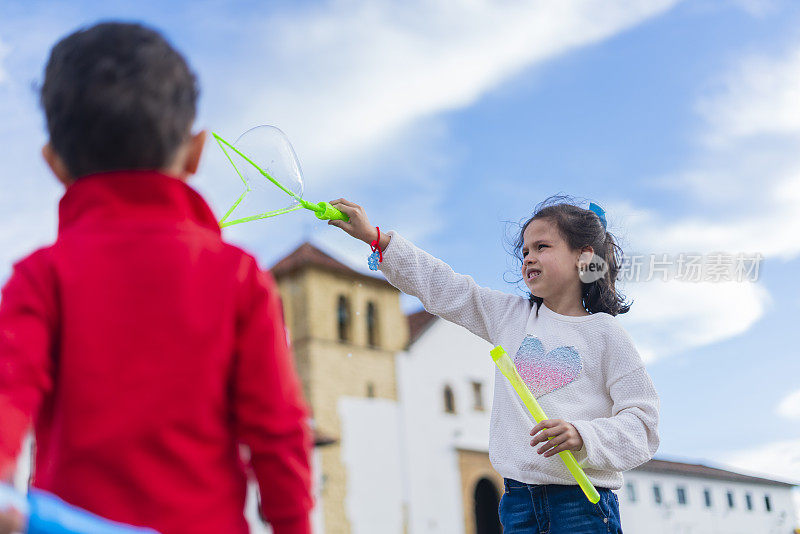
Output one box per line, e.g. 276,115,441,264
270,243,409,533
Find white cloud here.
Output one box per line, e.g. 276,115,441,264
624,171,800,260
722,438,800,483
697,48,800,146
209,0,682,179
649,42,800,257
0,0,686,269
197,0,683,261
777,389,800,420
618,278,770,363
618,38,800,361
631,43,800,259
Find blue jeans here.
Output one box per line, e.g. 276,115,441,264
499,479,623,533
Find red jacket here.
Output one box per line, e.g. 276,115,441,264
0,171,312,534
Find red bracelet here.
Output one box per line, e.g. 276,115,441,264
370,227,383,263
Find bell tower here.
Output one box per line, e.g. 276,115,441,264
270,243,408,533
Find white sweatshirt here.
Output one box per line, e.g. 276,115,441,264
379,231,660,490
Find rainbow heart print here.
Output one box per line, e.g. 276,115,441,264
513,335,583,398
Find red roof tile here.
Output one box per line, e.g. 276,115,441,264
271,242,357,278
407,309,437,346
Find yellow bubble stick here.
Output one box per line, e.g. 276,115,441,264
490,346,600,504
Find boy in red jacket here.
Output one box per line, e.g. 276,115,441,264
0,22,312,534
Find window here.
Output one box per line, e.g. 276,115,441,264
337,296,351,342
366,302,379,347
366,382,375,398
626,482,636,503
472,381,484,411
745,493,753,511
727,491,735,509
653,484,662,505
443,385,456,414
704,488,712,508
765,494,772,512
676,487,687,505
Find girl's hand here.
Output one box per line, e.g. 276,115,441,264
0,508,25,534
327,199,390,249
530,419,584,458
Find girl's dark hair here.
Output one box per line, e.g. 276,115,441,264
40,22,199,178
509,194,632,316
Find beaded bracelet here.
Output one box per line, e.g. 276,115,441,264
368,227,383,271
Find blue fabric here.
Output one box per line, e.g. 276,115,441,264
499,479,622,534
588,202,607,230
0,484,29,515
27,489,158,534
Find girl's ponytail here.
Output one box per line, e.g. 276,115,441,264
581,230,631,316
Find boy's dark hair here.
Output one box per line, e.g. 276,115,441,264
508,194,633,316
40,22,199,178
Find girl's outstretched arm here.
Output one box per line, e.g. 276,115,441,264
328,199,529,345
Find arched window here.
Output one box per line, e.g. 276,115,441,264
366,301,379,347
337,295,351,342
443,385,456,414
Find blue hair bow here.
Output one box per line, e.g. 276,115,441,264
588,202,607,230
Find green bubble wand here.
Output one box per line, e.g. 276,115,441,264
213,126,349,228
490,345,600,504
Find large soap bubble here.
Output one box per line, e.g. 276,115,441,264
215,125,349,227
216,125,305,226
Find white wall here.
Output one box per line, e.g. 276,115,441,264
397,317,495,534
339,397,405,534
618,470,797,534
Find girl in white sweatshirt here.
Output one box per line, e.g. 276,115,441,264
329,196,659,534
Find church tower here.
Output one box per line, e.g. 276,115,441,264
270,243,409,533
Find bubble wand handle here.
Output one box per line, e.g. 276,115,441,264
299,200,349,221
489,346,600,504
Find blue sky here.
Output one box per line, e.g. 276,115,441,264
1,0,799,497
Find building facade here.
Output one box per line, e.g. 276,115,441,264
397,309,500,534
12,242,799,533
619,459,797,534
